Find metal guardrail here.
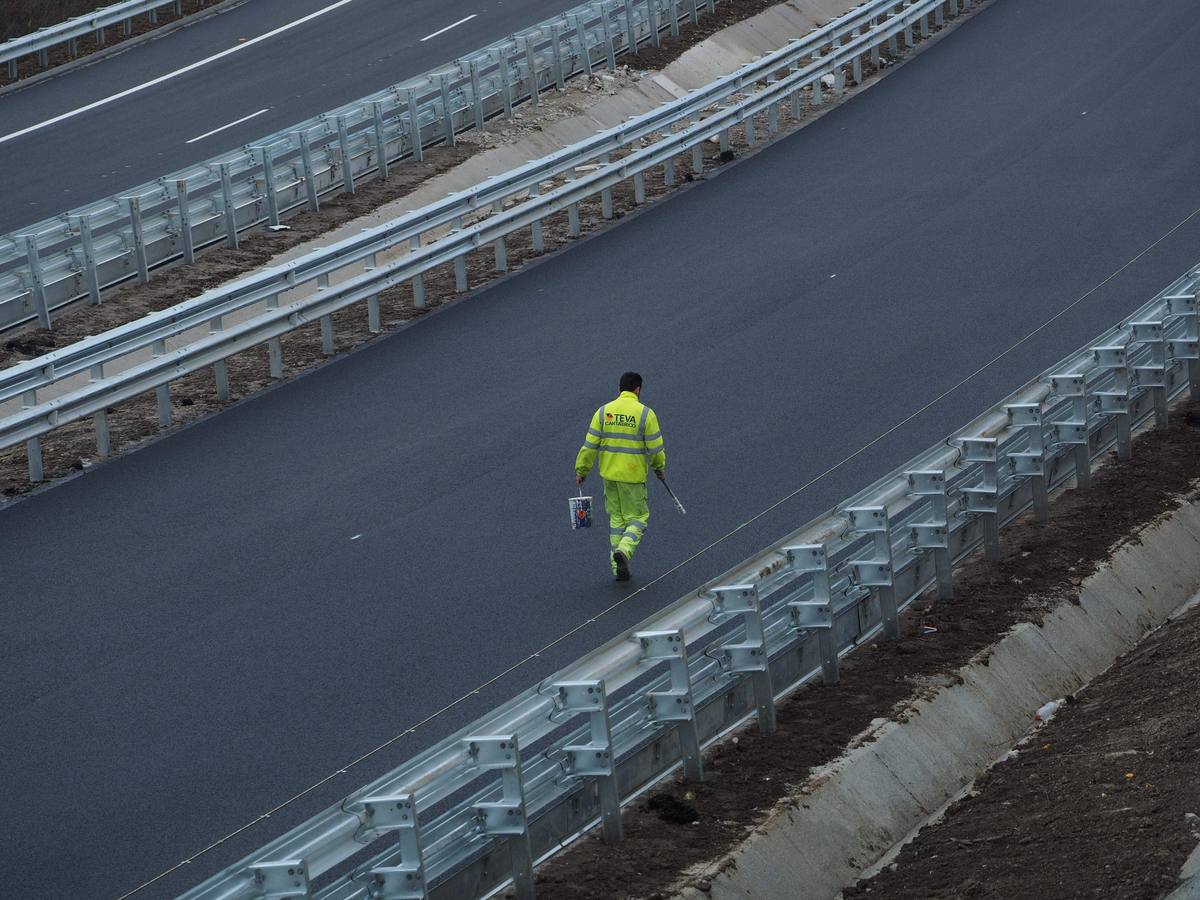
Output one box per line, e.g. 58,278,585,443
0,0,804,332
164,258,1200,900
0,0,960,479
0,0,210,78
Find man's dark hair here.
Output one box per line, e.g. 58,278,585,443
619,372,643,393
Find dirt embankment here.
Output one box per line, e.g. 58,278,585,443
2,1,227,85
528,404,1200,899
847,608,1200,900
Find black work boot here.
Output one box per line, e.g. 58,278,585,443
613,550,631,582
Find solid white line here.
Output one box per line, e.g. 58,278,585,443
419,13,477,42
185,107,271,144
0,0,361,147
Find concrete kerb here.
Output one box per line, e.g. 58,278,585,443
673,495,1200,900
0,0,252,99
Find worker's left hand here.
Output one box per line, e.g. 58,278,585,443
576,475,586,485
655,469,666,481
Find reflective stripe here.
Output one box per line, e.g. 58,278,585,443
643,431,661,441
588,427,604,439
636,406,647,443
599,445,650,456
624,520,647,533
583,439,599,449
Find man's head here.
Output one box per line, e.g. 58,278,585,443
619,371,643,396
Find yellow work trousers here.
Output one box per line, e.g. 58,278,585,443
604,480,649,572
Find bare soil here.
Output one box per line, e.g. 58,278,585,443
528,403,1200,899
846,605,1200,899
0,0,971,498
1,0,228,84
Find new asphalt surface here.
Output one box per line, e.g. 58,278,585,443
0,0,603,233
4,0,1200,896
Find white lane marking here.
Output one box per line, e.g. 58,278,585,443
0,0,361,147
185,107,271,144
420,14,477,42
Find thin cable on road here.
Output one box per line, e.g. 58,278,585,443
118,203,1200,899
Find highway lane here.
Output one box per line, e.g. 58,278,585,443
0,0,602,233
4,0,1200,896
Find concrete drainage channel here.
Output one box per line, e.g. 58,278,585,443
686,498,1200,897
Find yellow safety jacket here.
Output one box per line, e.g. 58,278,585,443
575,391,666,484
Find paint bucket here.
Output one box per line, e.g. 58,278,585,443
569,493,593,530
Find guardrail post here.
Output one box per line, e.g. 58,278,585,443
846,506,898,639
744,111,756,146
496,51,515,118
91,365,112,457
551,23,566,89
711,584,777,734
691,140,703,176
175,180,195,264
96,25,106,47
1131,320,1169,428
317,274,335,355
935,3,944,27
960,438,1002,561
447,216,469,291
667,0,680,37
67,37,78,59
436,74,459,144
68,214,101,306
645,0,661,49
210,317,230,401
633,171,646,204
492,201,508,271
249,860,311,898
218,164,240,249
372,102,390,180
600,4,618,69
920,8,931,38
360,794,428,898
637,629,703,780
663,156,675,186
297,132,320,211
1092,344,1132,461
22,391,44,483
688,0,699,26
149,7,159,24
21,234,51,330
554,680,622,844
6,58,15,80
469,59,486,129
520,39,540,107
600,154,614,218
409,235,426,308
624,2,638,54
406,90,424,162
267,294,284,377
123,16,134,37
906,471,953,599
153,339,172,427
870,18,881,66
123,197,150,282
1164,291,1200,400
573,15,593,77
336,116,356,193
1050,373,1092,490
1006,403,1049,524
464,735,535,899
530,184,545,252
256,148,282,226
782,544,839,685
365,253,382,332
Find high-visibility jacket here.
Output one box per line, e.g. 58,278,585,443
575,391,666,484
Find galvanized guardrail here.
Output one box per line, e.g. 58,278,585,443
0,0,820,332
164,260,1200,900
0,0,962,480
0,0,211,78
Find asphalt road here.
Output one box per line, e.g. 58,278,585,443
4,0,1200,896
0,0,597,233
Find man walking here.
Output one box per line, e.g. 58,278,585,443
575,372,666,581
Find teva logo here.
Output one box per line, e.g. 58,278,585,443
605,413,638,427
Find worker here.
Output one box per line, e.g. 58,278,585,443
575,372,666,581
